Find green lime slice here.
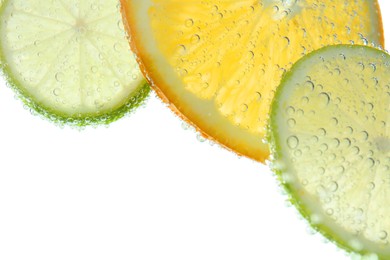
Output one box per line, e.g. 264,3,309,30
268,45,390,258
0,0,149,126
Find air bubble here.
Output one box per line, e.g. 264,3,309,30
301,96,309,105
287,118,296,128
280,10,289,19
296,109,304,116
372,77,379,86
369,63,377,72
335,166,345,174
248,51,255,59
360,36,369,45
351,146,360,155
330,138,340,148
310,213,323,225
349,239,364,251
114,42,122,52
178,44,187,55
287,135,299,149
191,34,201,44
181,122,190,130
329,181,339,192
359,131,369,141
185,18,194,27
379,231,388,240
366,103,374,111
320,143,328,151
196,134,206,142
304,80,314,92
345,126,354,134
302,28,307,38
286,106,295,115
256,92,262,101
117,20,124,31
318,92,330,106
318,128,327,136
310,135,319,143
283,36,290,46
333,68,341,75
53,88,60,96
294,149,302,157
328,153,336,161
366,158,375,168
356,62,365,71
55,72,64,82
326,208,334,216
341,138,352,148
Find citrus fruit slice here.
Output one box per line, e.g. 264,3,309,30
120,0,384,162
268,44,390,257
0,0,149,126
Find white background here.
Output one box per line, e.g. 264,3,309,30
0,1,389,260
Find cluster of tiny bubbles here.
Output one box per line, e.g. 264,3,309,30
178,117,217,146
357,33,369,46
267,151,352,256
351,252,379,260
90,3,103,11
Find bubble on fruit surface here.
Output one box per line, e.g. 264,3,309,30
53,88,61,96
185,18,194,27
287,118,296,128
304,80,315,92
287,135,299,149
318,92,330,106
55,72,64,82
379,231,388,240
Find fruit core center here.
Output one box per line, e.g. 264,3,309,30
74,19,87,35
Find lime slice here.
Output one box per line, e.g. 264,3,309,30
0,0,149,126
268,45,390,257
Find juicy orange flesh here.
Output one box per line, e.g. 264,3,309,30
148,0,382,137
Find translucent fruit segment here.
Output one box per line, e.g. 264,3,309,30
0,0,149,125
269,45,390,258
121,0,383,161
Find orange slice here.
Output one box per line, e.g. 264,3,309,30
120,0,384,162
